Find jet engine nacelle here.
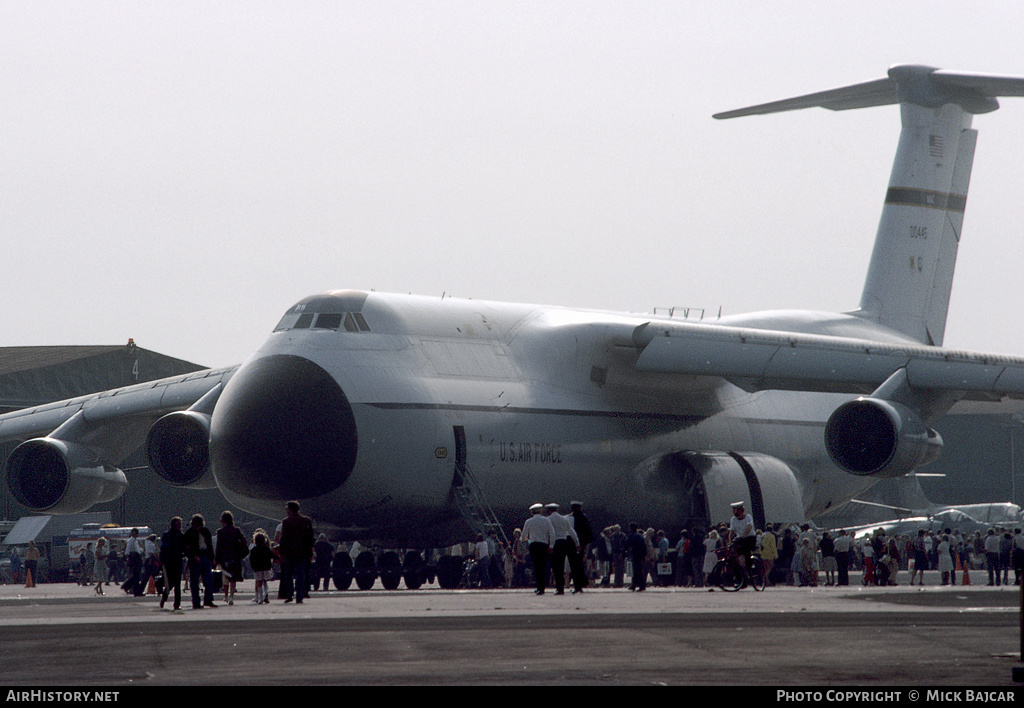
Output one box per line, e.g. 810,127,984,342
6,438,127,514
145,411,216,489
824,397,942,479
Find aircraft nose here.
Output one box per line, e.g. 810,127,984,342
210,354,358,500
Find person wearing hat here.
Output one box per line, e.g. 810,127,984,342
522,503,555,595
544,503,579,595
728,501,756,570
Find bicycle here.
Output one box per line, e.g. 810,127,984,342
710,546,766,591
460,556,480,589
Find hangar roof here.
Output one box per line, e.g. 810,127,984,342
0,342,205,413
0,346,129,376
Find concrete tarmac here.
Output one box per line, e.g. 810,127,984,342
1,577,1023,687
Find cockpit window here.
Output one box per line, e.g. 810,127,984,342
273,291,373,333
273,310,370,333
315,313,344,330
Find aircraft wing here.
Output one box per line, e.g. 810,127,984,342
633,321,1024,402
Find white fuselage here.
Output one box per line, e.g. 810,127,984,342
212,291,909,545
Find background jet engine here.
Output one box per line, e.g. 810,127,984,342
6,438,127,514
824,397,942,478
145,411,216,489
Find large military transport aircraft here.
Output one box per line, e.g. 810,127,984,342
4,65,1024,588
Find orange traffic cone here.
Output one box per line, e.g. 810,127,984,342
146,575,157,595
962,560,971,585
24,568,34,588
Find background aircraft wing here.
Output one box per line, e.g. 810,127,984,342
0,365,238,513
0,366,237,453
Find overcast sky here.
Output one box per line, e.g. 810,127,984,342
4,2,1024,368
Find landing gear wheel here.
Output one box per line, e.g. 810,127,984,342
354,550,377,590
437,555,464,589
331,553,353,590
379,551,402,590
402,551,425,590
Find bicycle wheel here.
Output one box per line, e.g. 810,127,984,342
713,560,744,592
747,557,767,591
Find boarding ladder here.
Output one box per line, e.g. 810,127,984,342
452,463,509,547
452,465,507,549
450,425,509,546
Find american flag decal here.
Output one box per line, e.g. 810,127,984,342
929,134,944,158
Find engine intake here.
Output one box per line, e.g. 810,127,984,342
825,397,942,478
146,411,216,489
6,438,127,513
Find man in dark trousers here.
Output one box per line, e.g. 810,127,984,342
278,501,315,603
159,516,185,610
120,528,144,596
544,503,577,595
313,534,335,591
627,523,649,592
521,503,554,595
183,514,216,609
567,501,594,593
611,525,627,587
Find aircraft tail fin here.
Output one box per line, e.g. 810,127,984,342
716,65,1024,345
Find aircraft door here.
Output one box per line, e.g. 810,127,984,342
453,425,468,473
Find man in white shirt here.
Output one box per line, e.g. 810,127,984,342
728,502,756,569
121,528,145,596
522,504,555,595
545,503,579,595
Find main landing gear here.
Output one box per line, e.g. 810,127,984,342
330,550,433,591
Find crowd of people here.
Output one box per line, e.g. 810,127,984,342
483,506,1024,591
13,499,1024,597
578,522,1024,589
46,502,320,610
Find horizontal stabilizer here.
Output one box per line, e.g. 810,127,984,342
931,70,1024,99
713,77,896,118
714,65,1024,119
